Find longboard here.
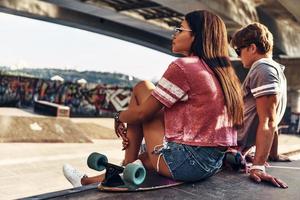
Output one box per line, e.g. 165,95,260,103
87,152,183,192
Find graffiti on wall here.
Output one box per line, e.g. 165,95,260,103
0,76,37,107
0,75,132,117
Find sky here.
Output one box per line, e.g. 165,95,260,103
0,12,176,81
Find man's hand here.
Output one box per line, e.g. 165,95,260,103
249,169,288,189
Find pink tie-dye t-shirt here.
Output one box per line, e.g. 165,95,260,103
151,56,237,146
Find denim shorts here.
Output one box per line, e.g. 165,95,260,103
159,142,226,182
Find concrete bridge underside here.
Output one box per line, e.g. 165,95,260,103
0,0,299,57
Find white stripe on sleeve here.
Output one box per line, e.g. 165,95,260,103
251,83,278,93
253,89,280,97
154,87,177,104
158,77,185,99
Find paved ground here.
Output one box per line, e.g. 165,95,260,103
0,108,121,199
0,139,124,200
0,108,300,199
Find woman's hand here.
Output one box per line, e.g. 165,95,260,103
114,111,129,150
115,121,129,150
121,137,129,150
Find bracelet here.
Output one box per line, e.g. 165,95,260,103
114,111,121,123
250,165,266,173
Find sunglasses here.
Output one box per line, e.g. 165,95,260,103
234,45,250,56
174,27,192,34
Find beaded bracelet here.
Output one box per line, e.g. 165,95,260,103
114,111,121,123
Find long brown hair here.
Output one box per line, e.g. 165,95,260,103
186,10,244,127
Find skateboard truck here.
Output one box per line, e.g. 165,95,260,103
88,152,146,187
102,163,125,187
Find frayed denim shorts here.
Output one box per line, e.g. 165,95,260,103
158,142,226,182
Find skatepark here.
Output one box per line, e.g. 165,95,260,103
0,107,122,199
1,0,300,199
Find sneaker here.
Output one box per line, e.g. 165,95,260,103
63,164,85,187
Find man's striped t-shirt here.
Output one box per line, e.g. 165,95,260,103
238,58,287,149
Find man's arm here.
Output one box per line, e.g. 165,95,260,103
250,94,288,188
254,94,278,165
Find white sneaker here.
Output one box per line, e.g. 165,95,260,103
63,164,85,187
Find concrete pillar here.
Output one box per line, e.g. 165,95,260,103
277,58,300,113
289,89,300,113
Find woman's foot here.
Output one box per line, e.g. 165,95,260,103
63,164,86,187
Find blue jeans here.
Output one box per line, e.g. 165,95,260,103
159,142,226,181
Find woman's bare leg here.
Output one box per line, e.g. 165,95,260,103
82,174,105,185
81,80,172,185
131,81,172,178
81,88,144,185
123,94,143,164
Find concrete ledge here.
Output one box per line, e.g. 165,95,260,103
34,100,70,117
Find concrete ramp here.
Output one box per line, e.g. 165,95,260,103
0,116,91,143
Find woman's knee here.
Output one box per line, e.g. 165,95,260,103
133,80,155,94
133,80,155,103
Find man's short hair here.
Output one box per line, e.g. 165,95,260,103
231,22,273,55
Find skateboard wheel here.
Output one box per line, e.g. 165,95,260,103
87,152,108,171
123,163,146,185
